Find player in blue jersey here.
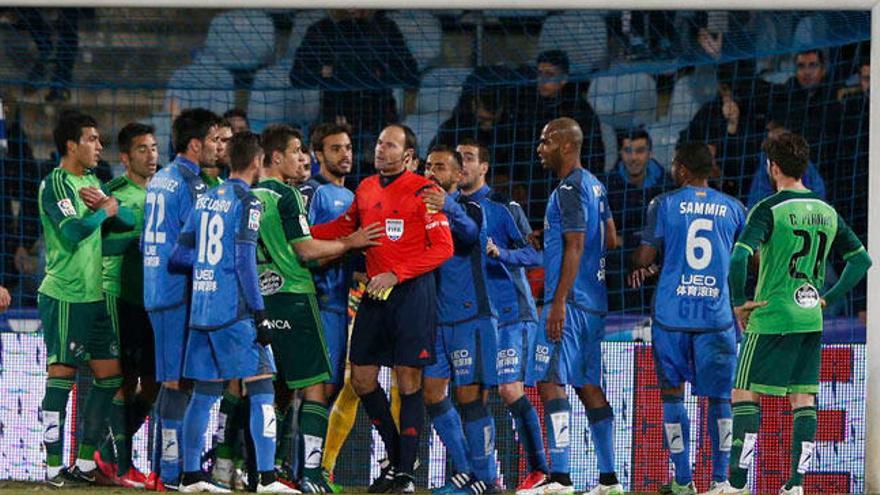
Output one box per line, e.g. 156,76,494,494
421,147,492,491
525,118,622,495
455,138,551,493
304,123,357,397
170,132,296,493
142,108,221,487
422,145,495,494
629,142,746,495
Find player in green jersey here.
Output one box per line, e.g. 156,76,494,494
87,123,159,487
38,111,136,487
712,133,872,495
253,124,381,492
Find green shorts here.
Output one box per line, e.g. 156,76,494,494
106,293,156,378
734,331,822,396
38,293,119,366
266,292,331,389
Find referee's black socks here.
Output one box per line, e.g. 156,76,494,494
360,387,401,466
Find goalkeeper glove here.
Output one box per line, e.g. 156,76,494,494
253,310,273,346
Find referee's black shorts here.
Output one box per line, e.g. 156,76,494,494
349,272,437,368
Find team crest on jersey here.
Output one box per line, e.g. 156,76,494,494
794,283,820,308
248,209,262,231
259,270,284,295
57,198,76,217
385,218,404,241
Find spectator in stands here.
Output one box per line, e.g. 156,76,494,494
602,129,671,313
12,8,94,102
0,285,10,313
222,108,250,133
681,61,768,202
513,50,605,174
746,122,826,209
833,60,869,240
769,49,841,168
833,60,869,321
431,89,516,172
1,103,49,305
290,9,419,162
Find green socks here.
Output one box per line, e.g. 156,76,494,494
77,376,123,461
300,400,329,479
787,406,817,489
728,401,761,489
275,404,293,468
42,378,75,470
216,391,243,461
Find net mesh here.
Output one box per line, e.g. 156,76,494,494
0,7,870,492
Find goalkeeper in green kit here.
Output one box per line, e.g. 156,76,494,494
710,132,871,495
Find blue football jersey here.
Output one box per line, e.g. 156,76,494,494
143,156,208,311
436,196,495,325
543,168,610,314
184,180,263,330
306,175,355,312
642,186,746,331
466,186,539,326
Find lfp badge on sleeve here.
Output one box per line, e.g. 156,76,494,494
385,219,404,241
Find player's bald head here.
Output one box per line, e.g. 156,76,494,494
544,117,583,151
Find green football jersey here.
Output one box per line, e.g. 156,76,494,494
38,167,106,303
101,175,146,305
735,189,865,334
253,177,316,295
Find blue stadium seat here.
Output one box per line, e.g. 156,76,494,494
600,120,618,172
402,112,447,158
388,11,442,73
203,10,276,71
164,55,236,116
247,57,320,131
586,70,657,129
666,75,701,130
793,14,830,49
287,10,327,58
414,67,473,114
646,122,678,169
538,11,609,75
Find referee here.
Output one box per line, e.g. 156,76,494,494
311,124,453,493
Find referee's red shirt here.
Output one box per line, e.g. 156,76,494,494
311,170,454,282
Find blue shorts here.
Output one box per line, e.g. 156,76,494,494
652,324,737,399
529,304,604,387
148,305,188,383
183,319,276,381
425,316,498,387
495,320,536,385
320,309,348,386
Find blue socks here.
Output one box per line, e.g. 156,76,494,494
508,395,549,474
708,398,733,482
587,405,617,479
662,395,691,485
461,399,496,484
247,378,277,473
427,398,472,474
159,386,190,483
181,381,223,473
544,398,571,475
